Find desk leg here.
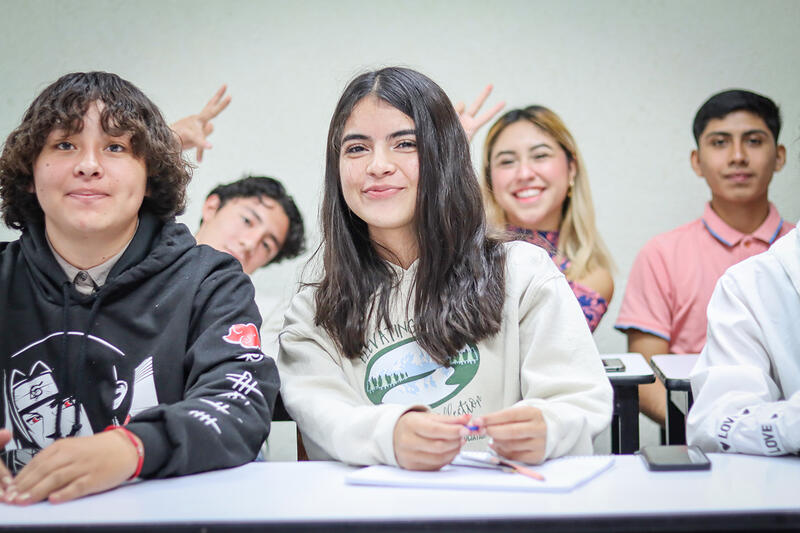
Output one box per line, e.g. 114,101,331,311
612,386,639,454
665,390,686,445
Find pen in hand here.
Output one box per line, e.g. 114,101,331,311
461,418,546,481
469,407,547,466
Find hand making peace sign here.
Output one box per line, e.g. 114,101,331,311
171,85,232,162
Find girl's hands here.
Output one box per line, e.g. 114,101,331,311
472,406,547,464
393,411,471,470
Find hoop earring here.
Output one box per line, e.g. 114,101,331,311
567,180,575,198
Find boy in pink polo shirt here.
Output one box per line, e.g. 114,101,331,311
615,89,792,425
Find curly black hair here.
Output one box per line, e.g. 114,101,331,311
0,71,191,230
205,176,305,264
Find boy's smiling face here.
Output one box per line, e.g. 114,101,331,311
32,101,147,253
691,110,786,207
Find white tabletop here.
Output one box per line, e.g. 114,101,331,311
3,454,799,529
603,352,655,384
651,354,700,390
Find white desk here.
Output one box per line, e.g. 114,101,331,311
603,353,655,454
604,352,655,385
651,354,700,445
4,454,798,532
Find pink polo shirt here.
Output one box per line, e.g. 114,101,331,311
615,203,793,354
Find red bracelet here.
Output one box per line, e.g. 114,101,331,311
104,425,144,480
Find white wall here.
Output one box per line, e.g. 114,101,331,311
1,0,798,354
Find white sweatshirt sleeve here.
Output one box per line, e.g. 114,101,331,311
277,289,422,466
686,270,800,456
510,253,613,459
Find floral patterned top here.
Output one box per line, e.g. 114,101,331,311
509,227,608,332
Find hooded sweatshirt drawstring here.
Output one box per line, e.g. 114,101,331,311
54,280,72,440
55,281,108,439
71,293,107,435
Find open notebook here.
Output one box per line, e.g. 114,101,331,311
346,452,614,493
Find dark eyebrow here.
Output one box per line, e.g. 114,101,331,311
705,129,769,139
528,143,552,152
342,129,416,144
245,206,263,224
492,149,517,160
266,233,281,250
388,129,416,140
342,133,369,144
492,143,552,160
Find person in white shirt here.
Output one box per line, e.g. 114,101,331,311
687,223,800,456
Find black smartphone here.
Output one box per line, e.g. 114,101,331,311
602,357,626,373
639,445,711,471
0,448,38,475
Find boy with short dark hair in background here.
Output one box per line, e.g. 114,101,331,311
615,89,792,425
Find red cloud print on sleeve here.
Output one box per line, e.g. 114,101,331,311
223,323,261,349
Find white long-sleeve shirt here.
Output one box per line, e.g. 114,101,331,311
687,225,800,456
278,241,612,466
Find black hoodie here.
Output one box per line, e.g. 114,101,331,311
0,210,278,477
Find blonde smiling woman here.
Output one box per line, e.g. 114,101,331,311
479,105,615,332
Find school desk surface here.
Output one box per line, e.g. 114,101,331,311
2,453,799,533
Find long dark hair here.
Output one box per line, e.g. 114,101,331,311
314,67,506,364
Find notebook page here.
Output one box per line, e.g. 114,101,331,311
346,453,614,493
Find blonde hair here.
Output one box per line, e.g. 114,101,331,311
480,105,614,279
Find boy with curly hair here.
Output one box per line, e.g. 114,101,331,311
0,72,278,504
